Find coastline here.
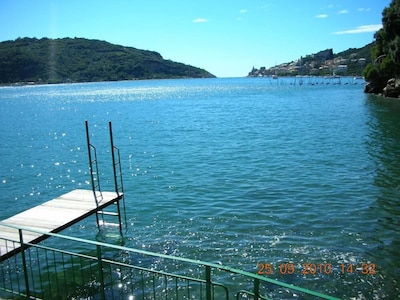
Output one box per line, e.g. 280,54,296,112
364,77,400,99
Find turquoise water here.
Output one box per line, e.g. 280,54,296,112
0,77,399,298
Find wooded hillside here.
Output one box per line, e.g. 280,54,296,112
0,37,215,84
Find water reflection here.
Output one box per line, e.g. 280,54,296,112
364,95,400,297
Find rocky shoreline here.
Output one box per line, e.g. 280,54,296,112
365,77,400,98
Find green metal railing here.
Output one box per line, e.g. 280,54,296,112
0,222,340,300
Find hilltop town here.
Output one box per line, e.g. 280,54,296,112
248,44,372,77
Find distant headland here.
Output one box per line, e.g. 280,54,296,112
248,45,372,78
0,37,216,85
251,0,399,99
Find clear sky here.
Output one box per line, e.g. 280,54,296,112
0,0,392,77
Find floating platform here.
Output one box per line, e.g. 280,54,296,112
0,189,122,261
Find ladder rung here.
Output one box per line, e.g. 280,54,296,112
97,211,119,216
98,221,120,227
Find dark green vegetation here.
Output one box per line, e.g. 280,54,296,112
333,43,373,75
364,0,400,95
0,37,215,84
333,44,372,62
300,44,373,76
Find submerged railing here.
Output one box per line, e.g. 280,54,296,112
0,222,339,300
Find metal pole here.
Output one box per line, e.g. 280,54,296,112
85,121,95,194
253,278,260,299
18,229,30,298
86,121,100,229
109,122,124,233
96,245,106,300
116,147,128,228
116,201,123,233
205,265,212,300
109,122,119,195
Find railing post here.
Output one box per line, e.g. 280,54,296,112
253,278,260,300
96,245,106,300
205,265,212,300
18,229,30,298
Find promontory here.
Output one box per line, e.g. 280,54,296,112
363,0,400,98
0,37,215,84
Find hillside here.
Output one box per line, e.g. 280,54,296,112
249,43,374,77
333,43,373,75
0,37,215,84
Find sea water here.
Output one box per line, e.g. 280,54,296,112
0,77,399,298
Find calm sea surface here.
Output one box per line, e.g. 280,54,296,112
0,77,399,299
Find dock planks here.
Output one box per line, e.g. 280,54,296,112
0,189,122,260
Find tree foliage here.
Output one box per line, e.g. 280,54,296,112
364,0,400,90
0,37,215,84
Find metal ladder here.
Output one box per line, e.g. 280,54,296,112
85,121,127,232
108,121,127,232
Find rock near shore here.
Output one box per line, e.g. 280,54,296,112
365,77,400,98
383,78,400,98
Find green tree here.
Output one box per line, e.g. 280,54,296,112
364,0,400,92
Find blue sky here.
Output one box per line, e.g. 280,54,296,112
0,0,392,77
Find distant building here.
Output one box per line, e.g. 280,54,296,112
358,58,366,65
248,45,369,77
335,64,348,74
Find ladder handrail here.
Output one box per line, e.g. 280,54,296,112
112,146,124,195
85,121,103,206
109,122,128,230
85,121,126,232
109,122,121,195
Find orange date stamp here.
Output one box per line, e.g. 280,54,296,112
257,262,376,275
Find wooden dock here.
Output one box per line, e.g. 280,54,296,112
0,189,123,261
